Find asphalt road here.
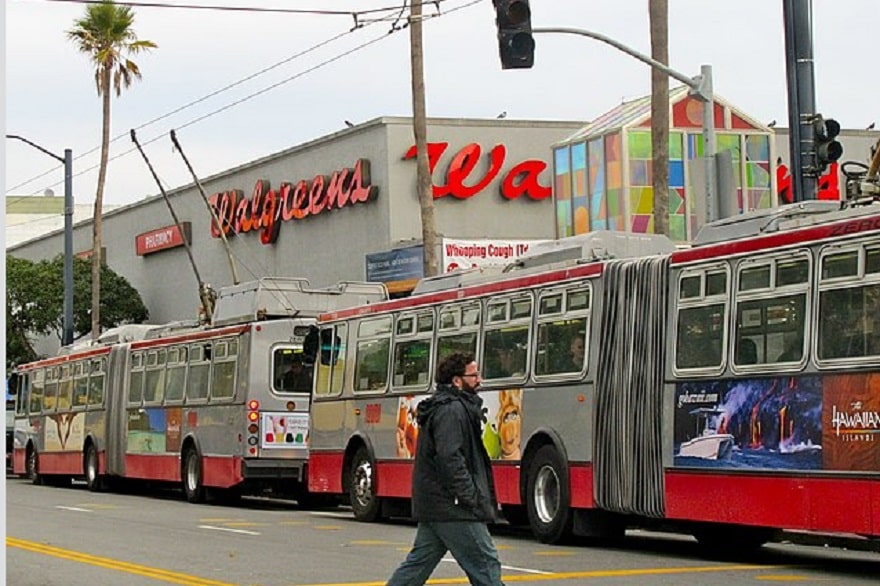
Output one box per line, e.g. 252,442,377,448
5,476,879,586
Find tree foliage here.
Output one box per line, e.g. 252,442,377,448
6,254,149,369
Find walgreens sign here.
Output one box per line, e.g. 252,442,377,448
404,142,551,200
207,158,378,245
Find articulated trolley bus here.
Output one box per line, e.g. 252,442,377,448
308,201,880,549
10,278,386,503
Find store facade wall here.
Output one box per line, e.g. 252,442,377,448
8,116,583,341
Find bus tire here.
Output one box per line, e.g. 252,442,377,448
348,446,381,522
26,444,42,486
182,447,206,504
526,444,573,544
84,444,104,492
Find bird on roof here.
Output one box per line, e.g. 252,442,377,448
496,111,507,119
344,120,355,128
767,120,777,128
867,122,876,131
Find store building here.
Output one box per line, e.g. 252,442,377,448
8,116,583,331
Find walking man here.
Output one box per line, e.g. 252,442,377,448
386,352,505,586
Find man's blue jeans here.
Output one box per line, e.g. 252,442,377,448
386,520,504,586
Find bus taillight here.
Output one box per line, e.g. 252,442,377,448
246,401,260,456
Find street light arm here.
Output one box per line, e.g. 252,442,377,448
532,27,697,91
5,134,65,164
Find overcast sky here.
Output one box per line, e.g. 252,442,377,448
4,0,877,209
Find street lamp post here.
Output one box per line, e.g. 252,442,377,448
532,27,719,224
6,134,75,346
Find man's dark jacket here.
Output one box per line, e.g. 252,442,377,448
411,383,498,522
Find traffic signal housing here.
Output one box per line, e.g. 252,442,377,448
813,114,843,174
494,0,535,69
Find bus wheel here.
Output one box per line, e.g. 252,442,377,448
182,448,206,504
85,444,104,492
349,447,381,522
26,445,42,486
526,445,573,544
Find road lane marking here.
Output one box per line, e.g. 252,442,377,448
290,563,788,586
534,550,576,557
309,511,355,518
7,537,236,586
501,564,554,575
198,525,261,536
55,506,92,512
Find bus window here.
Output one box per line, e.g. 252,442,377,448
818,246,880,360
675,266,729,371
211,340,237,400
436,303,481,368
677,304,726,369
143,349,166,404
316,324,347,397
187,344,211,402
483,326,529,380
57,364,73,410
43,367,59,412
88,358,106,406
28,370,44,415
16,372,30,416
391,311,432,390
733,253,809,366
129,352,145,405
72,361,89,407
275,347,311,393
355,316,391,393
165,347,186,402
393,340,431,388
535,317,587,375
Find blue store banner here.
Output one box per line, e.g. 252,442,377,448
365,245,424,283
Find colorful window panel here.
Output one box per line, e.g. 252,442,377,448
745,134,772,211
627,131,654,234
668,132,688,242
588,138,606,231
571,142,589,234
717,134,743,212
554,146,572,237
604,133,624,231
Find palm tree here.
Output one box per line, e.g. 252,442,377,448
67,1,156,342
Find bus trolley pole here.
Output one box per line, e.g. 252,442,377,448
130,129,216,322
532,27,718,224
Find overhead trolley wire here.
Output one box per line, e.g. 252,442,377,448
6,0,479,200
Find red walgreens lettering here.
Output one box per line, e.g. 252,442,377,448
403,142,551,200
207,159,378,245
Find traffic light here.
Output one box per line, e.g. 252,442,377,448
494,0,535,69
813,114,843,174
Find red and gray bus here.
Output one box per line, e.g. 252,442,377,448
11,278,386,503
307,201,880,550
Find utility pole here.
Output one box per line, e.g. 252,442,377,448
649,0,669,236
783,0,817,202
409,0,439,277
6,135,75,346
